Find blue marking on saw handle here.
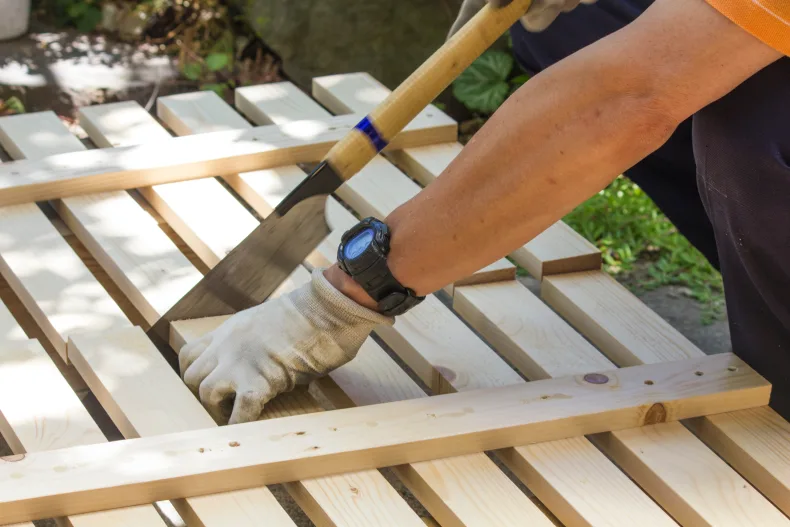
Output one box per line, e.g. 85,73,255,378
354,116,388,152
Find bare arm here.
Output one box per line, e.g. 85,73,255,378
326,0,781,306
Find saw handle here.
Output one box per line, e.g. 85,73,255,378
325,0,533,181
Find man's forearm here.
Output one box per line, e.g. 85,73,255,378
327,0,780,306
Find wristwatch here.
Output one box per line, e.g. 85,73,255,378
337,217,424,316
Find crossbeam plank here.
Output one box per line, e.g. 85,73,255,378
238,80,678,526
311,72,601,280
191,84,557,527
0,111,455,207
0,352,769,525
544,270,790,519
87,98,425,527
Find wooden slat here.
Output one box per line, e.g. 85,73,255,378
311,72,601,280
236,81,678,526
0,334,165,527
0,112,131,362
186,86,556,527
544,270,790,519
83,98,425,527
0,351,770,525
0,109,455,207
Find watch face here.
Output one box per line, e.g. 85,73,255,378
344,228,374,260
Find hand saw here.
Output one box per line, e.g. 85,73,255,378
147,0,533,348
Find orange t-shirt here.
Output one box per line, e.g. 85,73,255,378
706,0,790,56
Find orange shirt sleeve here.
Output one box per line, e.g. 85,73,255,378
705,0,790,56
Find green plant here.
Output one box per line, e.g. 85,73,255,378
35,0,103,32
563,176,724,323
452,50,529,114
0,97,25,116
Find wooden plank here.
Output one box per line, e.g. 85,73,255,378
311,72,601,280
85,98,424,527
210,87,560,527
0,339,166,527
0,112,131,362
0,352,770,525
236,81,678,526
0,109,455,208
544,270,790,523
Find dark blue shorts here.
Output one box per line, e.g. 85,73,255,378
509,0,790,417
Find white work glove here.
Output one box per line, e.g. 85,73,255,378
179,269,393,425
448,0,597,38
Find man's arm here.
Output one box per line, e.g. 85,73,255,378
180,0,782,424
327,0,782,307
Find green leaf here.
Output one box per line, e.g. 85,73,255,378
3,97,25,114
206,53,230,72
452,51,514,114
182,62,203,81
201,83,228,98
76,5,102,32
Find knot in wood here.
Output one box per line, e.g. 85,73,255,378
643,403,667,425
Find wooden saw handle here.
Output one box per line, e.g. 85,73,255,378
325,0,533,181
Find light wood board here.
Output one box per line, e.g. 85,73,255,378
0,110,455,207
0,112,131,362
544,270,790,523
86,97,425,527
0,339,165,526
236,80,680,527
0,351,768,524
186,86,556,527
311,72,601,280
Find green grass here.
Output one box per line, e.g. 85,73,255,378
561,176,725,324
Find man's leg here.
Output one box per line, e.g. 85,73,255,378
693,59,790,418
509,0,720,268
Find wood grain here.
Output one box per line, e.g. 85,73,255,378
544,270,790,523
311,72,601,280
242,80,677,526
0,352,769,525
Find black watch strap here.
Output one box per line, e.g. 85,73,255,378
337,218,424,317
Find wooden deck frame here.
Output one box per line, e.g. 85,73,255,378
0,72,788,527
0,353,770,525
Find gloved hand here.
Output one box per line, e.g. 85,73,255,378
448,0,597,38
179,268,393,425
